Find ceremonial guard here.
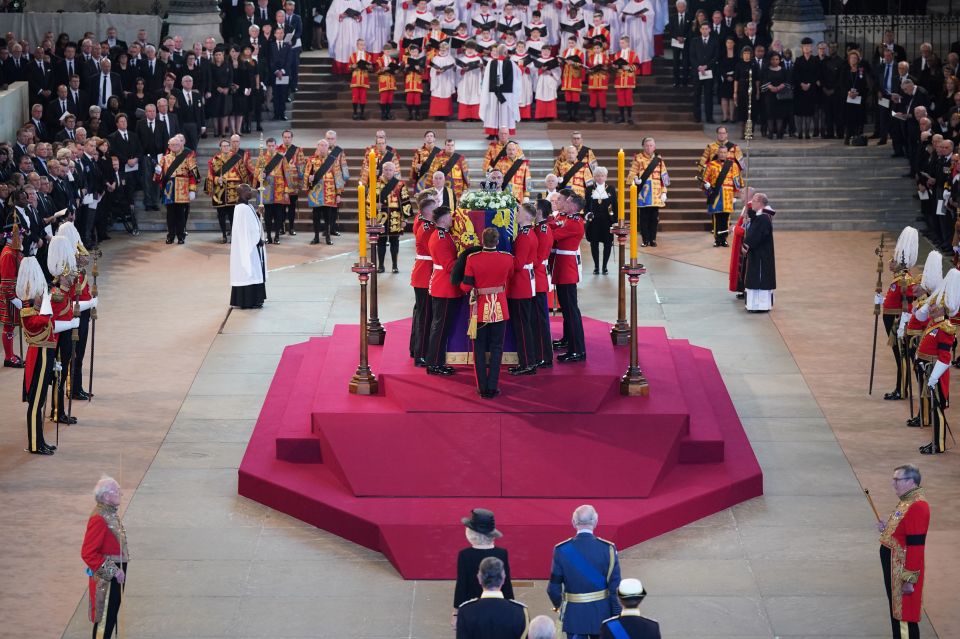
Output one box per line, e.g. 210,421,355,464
58,223,95,402
696,126,743,186
878,464,930,639
0,219,23,368
600,579,661,639
456,557,529,639
507,203,539,377
501,142,530,202
554,144,594,198
550,193,587,362
277,130,307,236
410,192,436,366
425,205,463,376
899,251,943,429
303,139,345,245
411,130,442,193
613,36,641,125
482,128,515,173
206,138,253,243
437,139,470,200
627,137,669,248
155,135,200,245
360,130,401,186
533,199,555,367
18,256,75,455
460,227,514,398
548,505,622,638
560,36,585,122
254,137,295,244
880,227,919,402
376,161,412,273
47,236,78,425
702,145,742,247
82,476,129,639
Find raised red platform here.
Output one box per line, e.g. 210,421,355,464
238,317,763,579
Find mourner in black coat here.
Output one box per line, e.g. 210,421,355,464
584,177,617,274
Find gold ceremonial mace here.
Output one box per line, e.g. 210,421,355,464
744,67,754,183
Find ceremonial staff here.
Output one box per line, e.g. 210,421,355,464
88,248,100,400
10,207,23,360
743,67,753,184
869,233,885,395
898,252,914,420
863,488,882,523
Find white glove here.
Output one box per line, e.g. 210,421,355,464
10,298,22,309
154,165,162,175
929,360,950,387
915,305,931,322
661,193,667,203
53,320,73,333
874,292,883,305
944,189,952,202
71,317,81,329
77,299,94,312
897,312,910,338
53,359,62,373
189,191,196,201
90,297,98,308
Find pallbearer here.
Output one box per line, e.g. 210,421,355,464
375,161,413,273
425,205,464,376
879,226,919,401
303,139,345,246
550,193,587,362
701,145,742,248
507,202,540,377
410,192,437,366
532,199,555,367
82,476,129,639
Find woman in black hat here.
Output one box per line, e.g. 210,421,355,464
452,508,514,628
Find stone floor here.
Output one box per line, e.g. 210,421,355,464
0,228,947,639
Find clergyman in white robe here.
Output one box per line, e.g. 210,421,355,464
479,51,522,136
230,198,268,309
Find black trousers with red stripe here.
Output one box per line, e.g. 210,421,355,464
426,296,462,366
508,297,537,367
533,292,553,364
410,287,432,359
473,321,506,392
556,283,586,355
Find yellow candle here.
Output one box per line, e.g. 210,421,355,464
368,150,377,222
629,183,638,261
617,148,625,222
358,184,367,259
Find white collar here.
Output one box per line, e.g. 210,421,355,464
479,591,504,599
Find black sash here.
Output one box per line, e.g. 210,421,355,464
560,161,585,188
379,177,399,206
637,154,661,185
311,153,339,189
576,145,591,162
262,152,285,178
490,145,508,169
440,152,462,177
376,148,395,177
502,159,524,189
330,145,343,161
219,151,244,176
709,160,733,205
283,144,299,162
161,152,189,185
488,58,513,104
416,145,441,182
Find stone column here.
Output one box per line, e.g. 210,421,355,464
166,0,224,46
770,0,827,53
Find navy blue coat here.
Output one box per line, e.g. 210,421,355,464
547,532,622,635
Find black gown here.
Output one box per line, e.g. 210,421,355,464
453,546,514,608
791,54,821,116
718,54,737,100
743,212,775,291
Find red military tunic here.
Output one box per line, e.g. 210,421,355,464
508,226,538,299
879,487,930,623
461,248,514,323
533,220,554,293
883,272,916,316
21,302,56,395
904,295,931,339
917,318,954,399
549,213,585,285
428,228,462,298
81,503,128,624
0,244,21,326
51,282,75,324
411,217,436,289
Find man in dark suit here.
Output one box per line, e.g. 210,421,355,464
102,26,128,54
236,2,260,42
874,47,898,145
47,85,72,131
910,43,940,96
28,103,51,144
12,128,31,163
47,161,72,214
689,22,719,123
282,0,304,90
66,76,90,125
78,39,101,90
89,58,122,110
737,21,768,53
3,44,28,84
271,27,294,120
874,30,907,66
175,75,205,151
136,104,169,210
53,43,81,89
26,48,54,106
156,98,182,139
54,114,80,142
77,138,105,244
139,45,167,93
255,0,273,27
107,113,142,211
900,82,931,178
455,557,528,639
666,0,693,87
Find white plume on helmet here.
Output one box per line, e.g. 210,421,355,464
893,226,919,269
921,251,944,294
927,268,960,317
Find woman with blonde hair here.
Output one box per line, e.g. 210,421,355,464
452,508,514,628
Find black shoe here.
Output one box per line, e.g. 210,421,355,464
508,365,538,376
56,413,77,425
289,228,297,236
593,268,599,274
177,238,185,245
883,390,902,400
735,292,744,299
602,269,609,274
552,339,568,349
392,266,399,274
29,447,54,455
279,229,286,236
221,236,228,244
426,365,455,376
325,238,333,245
272,238,280,245
919,443,939,455
72,389,90,400
537,359,553,368
43,442,57,451
310,237,320,245
481,388,501,399
377,266,385,273
3,357,24,368
333,231,341,236
906,416,922,427
649,241,657,247
165,237,174,244
414,357,428,368
557,352,586,363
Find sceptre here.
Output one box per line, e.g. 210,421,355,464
88,249,100,400
868,233,886,394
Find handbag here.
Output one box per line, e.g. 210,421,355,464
776,85,794,101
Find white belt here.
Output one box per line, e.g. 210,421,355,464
555,249,580,256
541,259,549,265
433,264,444,270
523,264,534,270
415,254,432,260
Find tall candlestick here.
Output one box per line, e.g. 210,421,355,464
358,184,367,259
629,183,638,261
617,149,625,222
368,150,377,221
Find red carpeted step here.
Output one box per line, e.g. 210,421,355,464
669,338,725,464
275,338,330,463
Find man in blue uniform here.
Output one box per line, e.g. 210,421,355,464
548,505,622,639
600,578,661,639
457,556,529,639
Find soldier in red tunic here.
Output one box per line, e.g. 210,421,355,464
425,205,464,376
82,475,128,639
47,236,79,425
410,192,437,366
897,251,943,429
550,192,587,362
0,219,24,368
879,227,919,401
532,199,555,368
878,464,929,639
507,203,540,376
460,227,515,398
